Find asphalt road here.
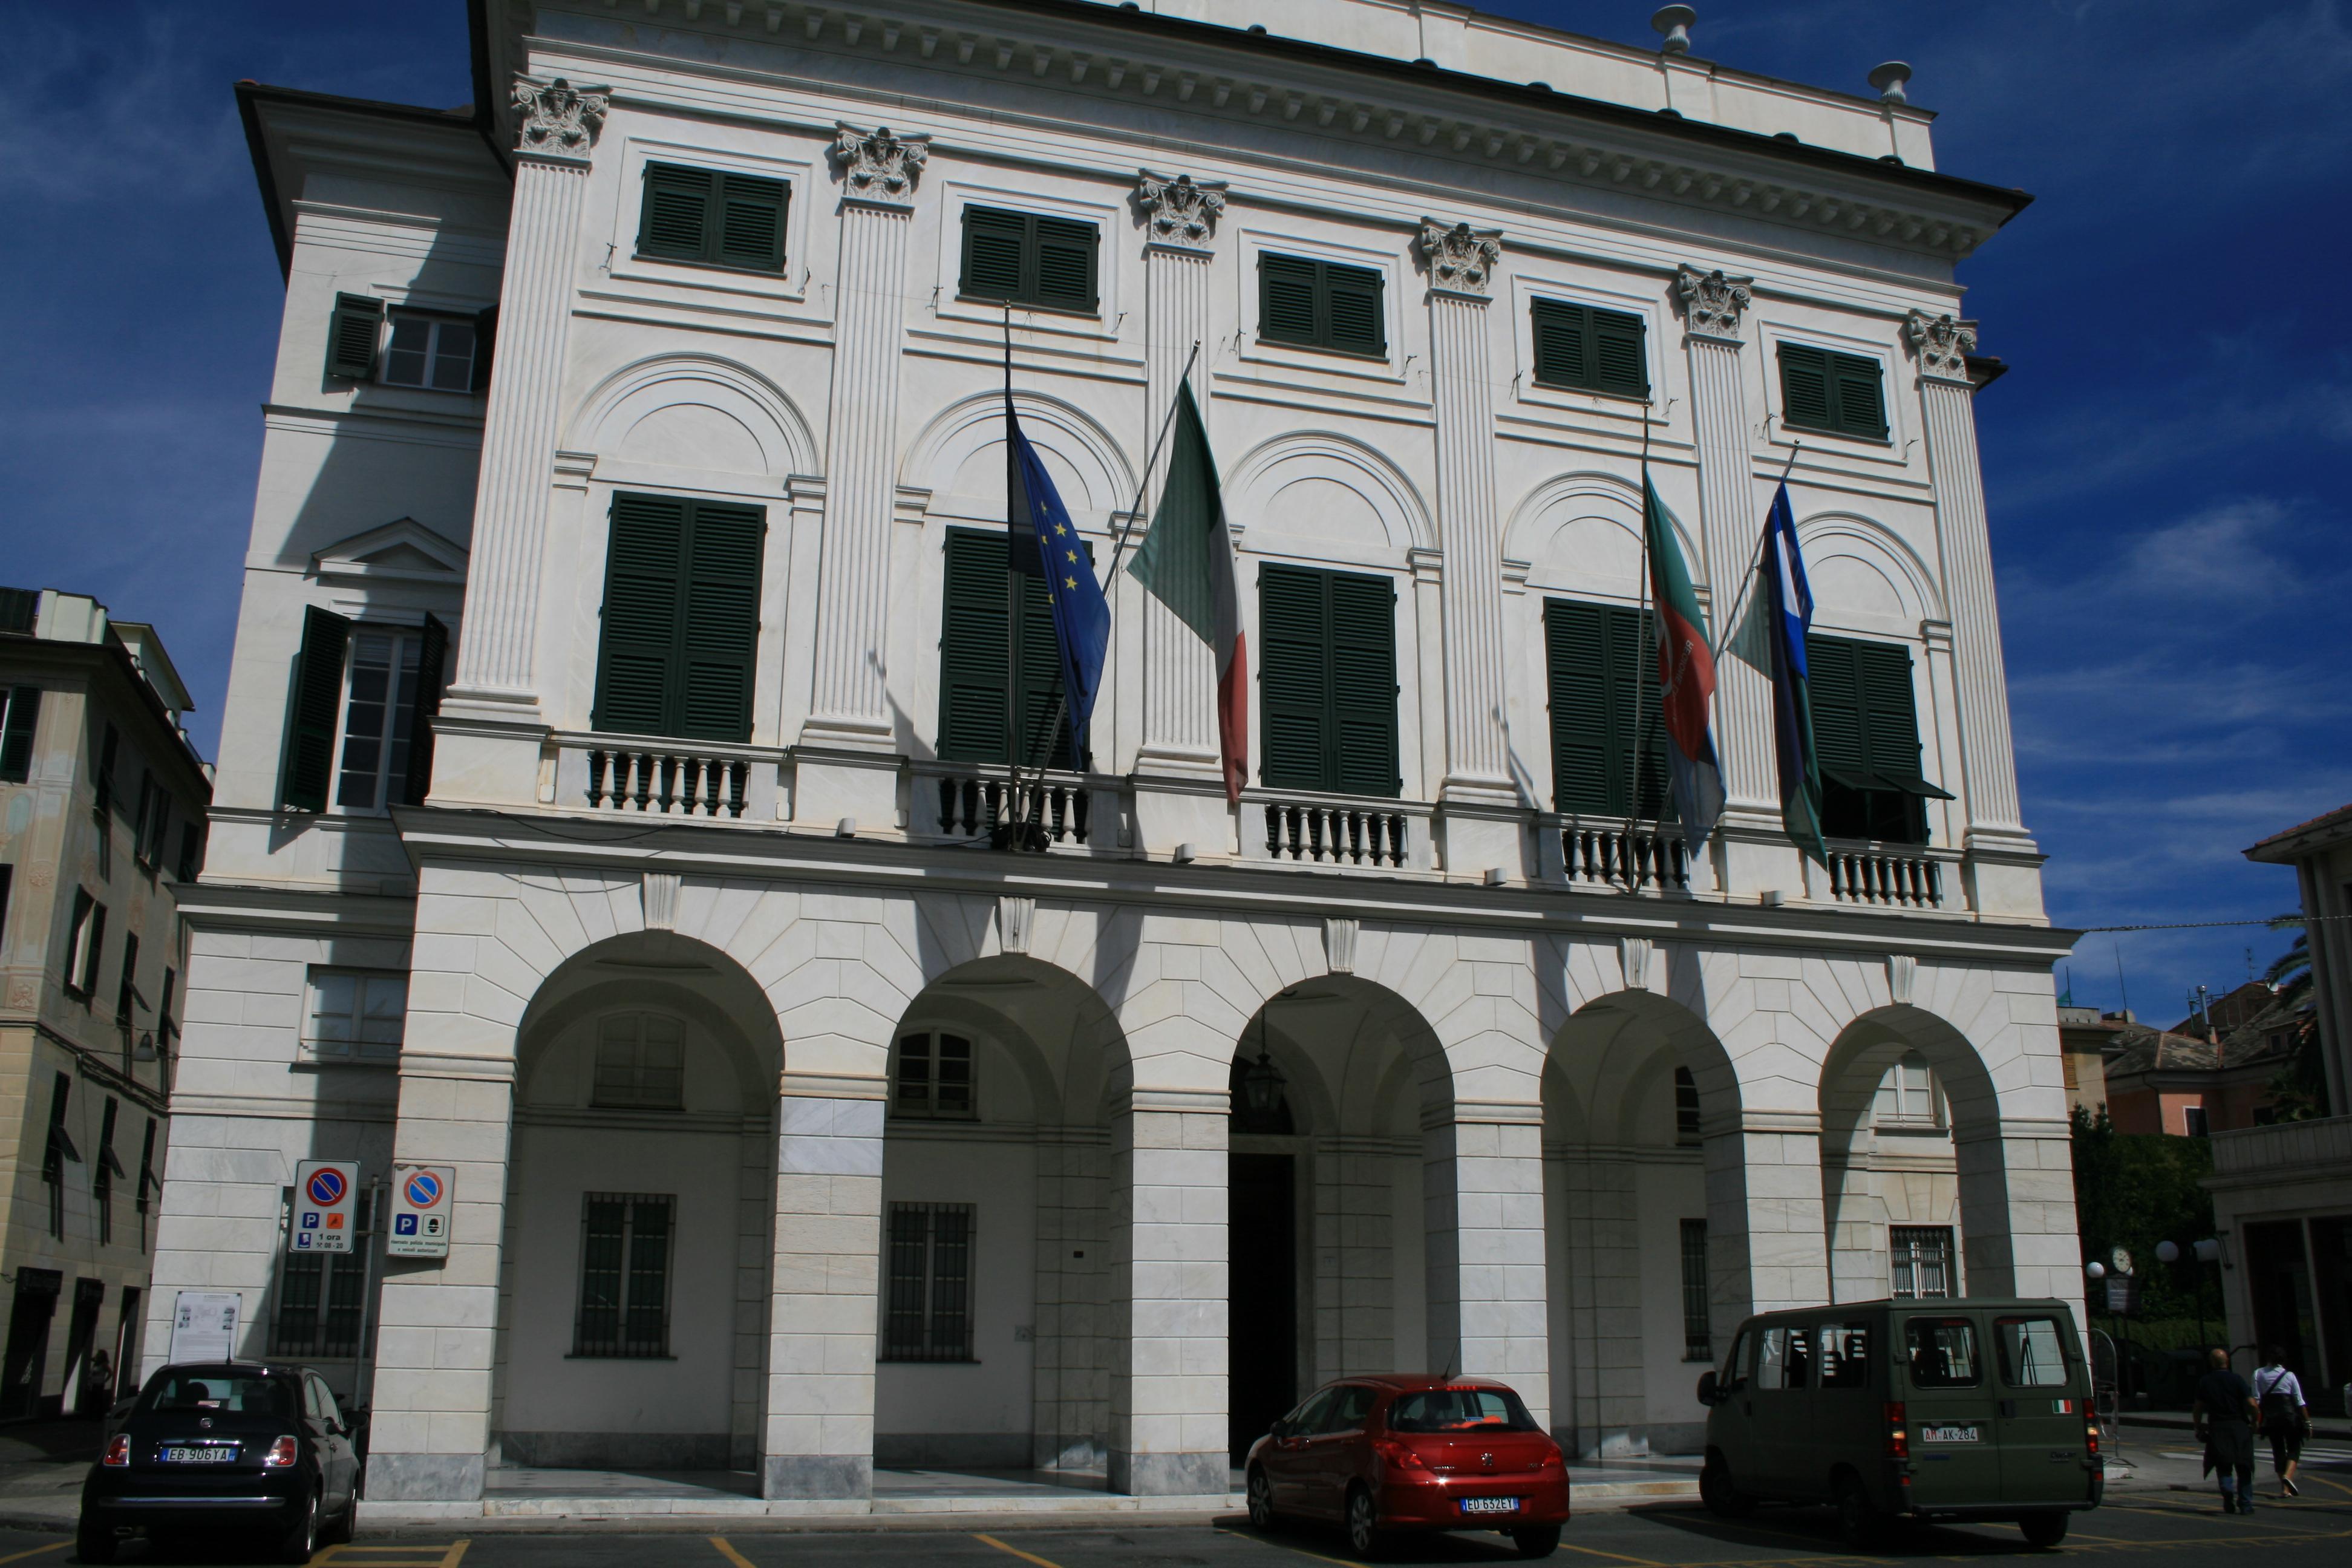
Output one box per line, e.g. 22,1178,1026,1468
4,1488,2348,1568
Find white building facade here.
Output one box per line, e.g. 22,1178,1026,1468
154,0,2081,1506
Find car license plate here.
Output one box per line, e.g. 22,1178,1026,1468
1919,1425,1981,1444
164,1447,235,1463
1460,1497,1520,1515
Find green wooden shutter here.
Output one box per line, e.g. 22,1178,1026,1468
402,613,449,807
1592,308,1649,397
471,305,498,392
679,502,764,741
714,172,786,271
1806,635,1865,780
1258,564,1330,789
1328,569,1399,797
1607,605,1671,818
0,685,40,782
1544,601,1611,812
961,207,1028,299
1032,215,1099,311
1531,299,1591,389
1829,350,1887,437
1779,344,1834,432
639,163,714,261
1855,639,1921,783
1259,254,1320,346
938,529,1010,763
326,294,384,380
280,605,351,811
593,495,688,737
1322,261,1386,355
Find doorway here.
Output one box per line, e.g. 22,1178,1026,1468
1,1270,62,1419
111,1287,143,1408
61,1278,104,1418
1229,1152,1296,1460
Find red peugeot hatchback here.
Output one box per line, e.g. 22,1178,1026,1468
1244,1376,1569,1558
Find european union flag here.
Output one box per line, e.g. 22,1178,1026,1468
1005,399,1109,765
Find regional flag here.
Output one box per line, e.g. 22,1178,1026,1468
1727,483,1828,864
1006,399,1109,765
1126,382,1247,802
1642,475,1725,848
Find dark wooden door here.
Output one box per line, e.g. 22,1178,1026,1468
1,1270,62,1419
1229,1152,1297,1461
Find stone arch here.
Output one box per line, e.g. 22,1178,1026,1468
1224,431,1436,563
902,388,1138,525
567,353,822,479
1797,512,1946,635
1504,471,1704,599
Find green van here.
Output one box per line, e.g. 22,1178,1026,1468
1694,1298,2102,1547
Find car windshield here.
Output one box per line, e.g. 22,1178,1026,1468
1387,1387,1539,1433
141,1373,291,1417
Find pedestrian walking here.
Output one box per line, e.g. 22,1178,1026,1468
2253,1347,2310,1497
2192,1347,2259,1514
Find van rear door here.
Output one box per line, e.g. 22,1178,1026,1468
1991,1312,2091,1506
1898,1312,2001,1506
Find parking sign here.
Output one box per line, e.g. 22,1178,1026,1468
291,1160,359,1255
387,1164,456,1259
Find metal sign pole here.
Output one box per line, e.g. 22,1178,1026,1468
354,1177,381,1414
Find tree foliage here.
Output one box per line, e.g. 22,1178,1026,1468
2069,1105,2217,1320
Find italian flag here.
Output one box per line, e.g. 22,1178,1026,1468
1127,382,1247,802
1644,475,1725,846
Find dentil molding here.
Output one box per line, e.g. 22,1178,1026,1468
1674,265,1754,338
1134,169,1228,247
833,123,930,200
1905,310,1979,381
512,76,609,157
1417,219,1503,296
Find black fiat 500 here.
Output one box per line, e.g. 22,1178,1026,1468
78,1362,362,1563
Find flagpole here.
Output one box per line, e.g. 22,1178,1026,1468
1623,417,1653,881
1707,442,1804,666
1003,302,1040,844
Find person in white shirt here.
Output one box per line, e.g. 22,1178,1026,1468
2253,1348,2309,1496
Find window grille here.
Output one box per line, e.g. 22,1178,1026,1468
1890,1224,1956,1299
884,1202,975,1361
573,1194,675,1358
273,1192,375,1357
1679,1219,1711,1361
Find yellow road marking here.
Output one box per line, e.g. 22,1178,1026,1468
0,1544,66,1567
1211,1526,1367,1568
309,1544,471,1567
1559,1543,1670,1567
973,1534,1067,1568
710,1538,758,1568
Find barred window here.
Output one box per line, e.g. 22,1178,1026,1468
893,1033,975,1119
1679,1219,1711,1361
573,1193,674,1358
1890,1224,1955,1299
884,1201,974,1362
593,1013,685,1110
273,1191,375,1357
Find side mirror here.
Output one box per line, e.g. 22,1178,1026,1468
1696,1371,1719,1407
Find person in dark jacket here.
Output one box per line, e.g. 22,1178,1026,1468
2194,1347,2259,1514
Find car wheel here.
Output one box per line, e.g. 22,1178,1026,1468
277,1486,321,1564
1512,1523,1563,1559
1700,1456,1759,1518
1346,1485,1387,1560
1246,1466,1281,1532
1834,1474,1884,1550
74,1511,118,1564
323,1486,356,1546
2019,1512,2069,1549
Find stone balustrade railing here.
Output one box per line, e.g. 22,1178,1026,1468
1541,814,1690,894
1241,789,1431,872
907,763,1119,851
552,733,782,821
1812,840,1953,909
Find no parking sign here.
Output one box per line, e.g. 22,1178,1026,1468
291,1160,359,1255
387,1164,456,1259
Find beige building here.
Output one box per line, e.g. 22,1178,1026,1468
0,588,208,1418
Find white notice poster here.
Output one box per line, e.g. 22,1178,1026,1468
169,1291,241,1364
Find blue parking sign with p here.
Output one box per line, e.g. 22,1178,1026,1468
396,1214,419,1235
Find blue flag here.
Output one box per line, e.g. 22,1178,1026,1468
1728,483,1827,864
1006,399,1109,765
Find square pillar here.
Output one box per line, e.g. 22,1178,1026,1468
1424,1114,1550,1427
1702,1114,1831,1336
1108,1091,1227,1497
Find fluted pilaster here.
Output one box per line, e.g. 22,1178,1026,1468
1422,221,1510,794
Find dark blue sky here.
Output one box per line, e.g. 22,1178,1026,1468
5,2,2344,1022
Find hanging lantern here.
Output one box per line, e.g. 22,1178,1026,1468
1241,1049,1287,1122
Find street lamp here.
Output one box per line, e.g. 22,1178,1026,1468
2155,1240,2180,1265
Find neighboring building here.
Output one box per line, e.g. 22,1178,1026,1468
149,0,2080,1506
2210,805,2352,1413
0,588,207,1418
2056,1004,2120,1120
2102,995,2305,1138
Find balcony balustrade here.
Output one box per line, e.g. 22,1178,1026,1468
906,762,1119,851
1543,814,1690,893
1241,790,1431,872
552,734,782,820
1815,840,1950,909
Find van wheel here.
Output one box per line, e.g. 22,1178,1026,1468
1701,1456,1759,1518
1512,1524,1562,1558
1834,1474,1886,1549
1346,1485,1388,1560
2020,1512,2069,1549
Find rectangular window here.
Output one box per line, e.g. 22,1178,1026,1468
1673,1066,1702,1145
893,1033,975,1119
136,1119,158,1252
1544,598,1670,818
1679,1219,1711,1361
1994,1316,2071,1388
0,684,38,781
572,1193,674,1358
157,968,177,1059
381,312,477,391
959,206,1099,312
1874,1054,1940,1125
1818,1322,1872,1390
2182,1104,2209,1137
272,1192,374,1357
0,588,35,633
304,969,407,1062
1755,1323,1812,1390
1530,299,1648,397
43,1073,76,1240
638,162,788,272
883,1201,975,1361
333,629,423,810
592,1014,685,1111
281,609,448,814
1806,633,1949,844
1903,1315,1981,1388
1258,253,1385,356
591,493,765,743
114,932,139,1028
935,527,1084,769
177,822,201,883
64,890,105,999
1778,343,1887,438
1258,563,1399,797
94,1098,122,1247
1891,1225,1956,1299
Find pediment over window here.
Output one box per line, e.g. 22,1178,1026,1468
312,517,470,587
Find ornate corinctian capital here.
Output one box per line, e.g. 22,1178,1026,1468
832,123,930,201
1417,219,1503,296
1904,309,1979,381
1134,169,1228,248
511,75,609,158
1673,265,1754,338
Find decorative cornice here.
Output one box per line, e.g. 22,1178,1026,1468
1134,169,1228,247
1674,265,1754,338
1417,218,1502,296
511,75,608,158
832,122,930,200
1905,310,1980,382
